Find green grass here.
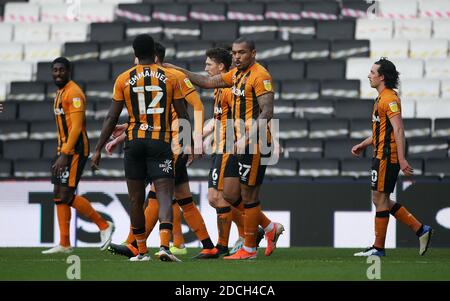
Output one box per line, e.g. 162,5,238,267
0,247,449,281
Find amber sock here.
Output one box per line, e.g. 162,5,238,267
390,203,422,233
216,207,232,247
159,222,173,249
374,210,390,249
70,195,108,230
243,202,261,250
132,227,147,255
172,202,185,247
178,197,213,248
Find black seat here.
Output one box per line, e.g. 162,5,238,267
92,158,124,178
29,121,56,140
90,22,125,42
14,159,52,178
125,22,163,42
3,139,41,160
0,120,28,140
42,139,57,159
301,1,340,20
90,138,122,159
331,39,370,59
255,41,291,61
306,60,346,80
404,118,432,138
285,138,323,159
265,2,302,21
73,61,110,83
316,20,355,40
274,100,296,119
239,20,279,41
86,120,104,139
291,40,330,60
266,159,298,177
299,158,339,177
278,20,316,41
321,80,360,99
36,62,53,83
295,100,334,119
175,41,214,61
334,99,373,119
227,3,264,21
152,3,189,22
115,3,151,23
433,118,450,138
340,158,371,177
278,119,308,140
64,42,100,61
99,42,134,63
164,21,200,41
190,2,226,21
18,102,53,121
187,157,211,178
407,158,424,175
8,81,46,101
424,158,450,177
281,80,320,101
407,138,449,159
267,60,304,81
0,102,17,121
85,81,114,102
201,21,237,42
341,0,372,19
0,159,12,178
309,118,349,139
350,118,372,139
324,138,361,159
111,62,133,80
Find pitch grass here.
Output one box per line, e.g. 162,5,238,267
0,247,449,281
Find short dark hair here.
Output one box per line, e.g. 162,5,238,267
132,34,155,60
154,42,166,63
205,47,232,71
52,57,71,70
233,37,255,51
374,57,400,89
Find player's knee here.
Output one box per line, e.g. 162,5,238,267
207,190,218,208
222,190,239,204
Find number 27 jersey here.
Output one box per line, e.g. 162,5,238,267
112,64,184,143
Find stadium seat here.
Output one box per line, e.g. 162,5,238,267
306,60,346,80
41,139,57,159
0,42,23,62
410,39,448,59
394,19,432,39
267,60,304,81
86,120,103,139
99,42,134,62
300,1,339,20
4,3,39,23
227,3,264,21
64,42,100,61
0,81,7,101
434,118,450,137
424,158,450,177
111,61,134,79
295,99,334,119
278,20,315,41
391,59,424,79
0,120,28,140
273,100,295,119
152,3,188,22
187,157,211,178
266,159,298,177
94,101,110,120
78,4,115,23
401,98,416,119
403,118,432,138
29,121,56,140
291,40,330,60
0,102,17,121
324,138,361,159
278,119,308,140
299,159,339,177
355,19,394,40
85,81,114,102
350,118,371,139
285,138,323,159
189,2,226,21
309,119,349,139
175,41,213,61
0,23,13,42
164,21,200,41
265,2,302,21
14,23,49,42
346,58,371,80
419,0,450,19
0,62,33,82
400,79,440,98
425,59,450,79
416,99,450,119
125,21,164,41
89,138,122,158
14,159,52,178
316,20,355,40
40,4,75,23
432,20,450,39
50,22,89,43
320,80,360,99
239,20,279,41
115,3,152,23
90,22,125,42
73,61,110,83
334,99,372,118
255,41,291,60
407,137,449,159
340,158,371,177
341,0,371,19
8,81,46,101
201,21,238,42
3,139,41,160
18,101,53,121
36,62,53,83
25,42,62,63
379,0,418,19
331,39,370,59
407,158,424,175
359,80,378,99
0,159,12,178
370,39,409,59
281,80,320,100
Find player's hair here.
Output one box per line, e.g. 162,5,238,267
374,57,400,89
132,34,155,61
205,47,232,71
154,42,166,63
52,57,71,70
233,37,255,51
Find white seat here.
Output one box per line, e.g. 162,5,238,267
441,80,450,98
400,79,440,98
410,39,448,59
380,0,418,19
425,59,450,79
4,3,40,23
433,20,450,39
346,58,372,80
394,19,432,39
356,19,393,40
0,62,33,82
371,39,409,59
0,82,8,102
400,98,416,118
0,24,14,42
419,0,450,19
14,23,50,43
29,0,66,3
78,4,115,23
24,42,62,63
416,99,450,119
102,0,140,3
391,59,424,79
51,22,88,42
360,81,378,99
0,43,23,62
41,4,75,23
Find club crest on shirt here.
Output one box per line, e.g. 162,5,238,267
388,101,398,113
72,97,81,108
184,78,193,89
263,80,272,91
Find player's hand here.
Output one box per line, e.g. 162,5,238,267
52,154,69,177
351,143,364,157
399,159,414,177
234,137,247,155
112,123,127,139
105,137,121,155
272,141,283,160
90,151,101,171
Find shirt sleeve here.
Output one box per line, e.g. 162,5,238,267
177,72,196,97
381,98,401,119
221,69,234,86
253,71,274,97
63,89,85,114
172,77,184,101
112,75,125,102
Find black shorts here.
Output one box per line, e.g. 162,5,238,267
51,154,87,188
208,154,239,190
237,153,268,187
370,157,400,193
174,154,189,186
124,139,174,181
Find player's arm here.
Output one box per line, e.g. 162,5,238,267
390,114,413,176
202,118,214,138
351,136,372,157
164,63,230,89
185,91,205,154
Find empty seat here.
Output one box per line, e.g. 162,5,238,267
18,101,54,121
175,41,213,61
306,60,345,80
346,58,371,80
152,3,188,22
125,22,163,41
86,120,103,139
78,4,115,23
278,20,315,41
4,3,39,23
14,23,49,42
379,0,418,19
321,80,360,99
14,159,52,178
404,118,432,138
334,99,372,118
299,159,339,177
370,39,409,59
94,101,110,120
85,81,114,101
90,23,125,42
281,80,320,100
64,42,100,61
187,157,211,177
0,159,12,178
227,3,264,21
341,0,371,19
42,139,57,159
36,62,53,83
419,0,450,19
0,42,23,62
296,99,334,119
331,40,370,59
300,1,339,20
29,121,57,140
40,4,75,23
25,42,62,63
432,20,450,39
310,119,349,139
407,137,448,159
73,62,110,83
434,118,450,138
266,61,304,81
416,99,450,119
392,59,424,79
99,42,134,62
111,62,134,79
265,2,301,20
0,24,13,42
425,59,450,79
266,159,298,177
401,98,416,118
278,119,308,140
190,2,226,21
0,121,28,140
356,19,393,40
285,139,323,159
3,139,41,160
400,79,440,98
316,20,355,40
291,40,330,60
89,139,122,158
239,20,278,41
9,81,46,101
274,100,295,119
51,22,89,43
201,21,237,42
115,3,151,23
0,62,33,82
410,39,448,59
350,118,372,139
255,41,291,61
340,158,371,177
425,158,450,177
324,138,362,159
164,21,200,41
360,80,379,99
394,19,432,39
0,102,17,121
